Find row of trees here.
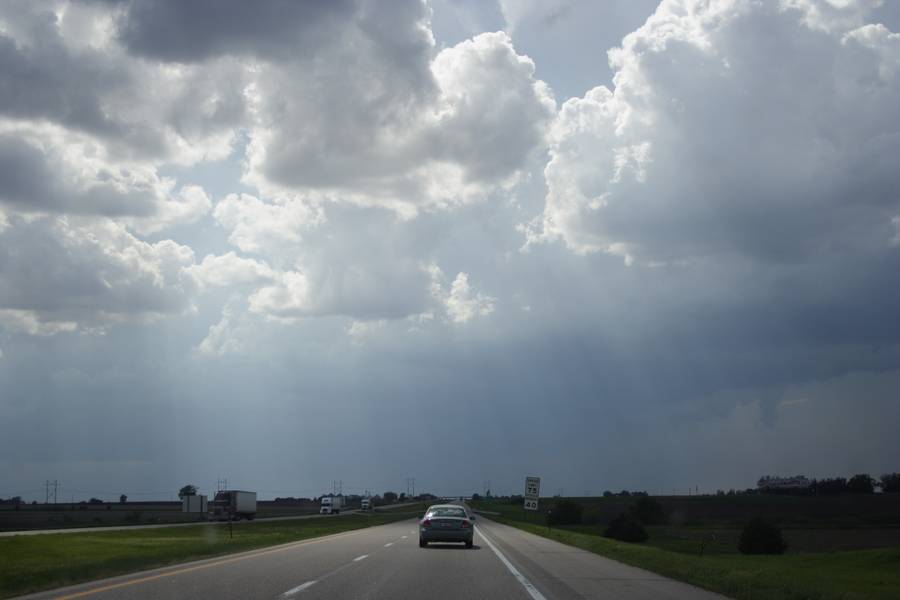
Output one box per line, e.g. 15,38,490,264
544,495,788,554
757,473,900,495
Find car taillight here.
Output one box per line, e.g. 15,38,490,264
422,519,431,527
461,520,471,528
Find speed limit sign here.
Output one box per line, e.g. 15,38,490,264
524,476,540,511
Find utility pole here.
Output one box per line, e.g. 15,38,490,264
217,478,228,492
45,480,59,504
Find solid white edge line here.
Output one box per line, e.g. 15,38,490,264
476,526,547,600
353,554,369,562
281,580,317,596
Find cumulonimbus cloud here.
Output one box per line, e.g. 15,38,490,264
530,0,900,264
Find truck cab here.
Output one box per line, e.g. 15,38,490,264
361,498,371,511
320,496,342,515
208,490,257,521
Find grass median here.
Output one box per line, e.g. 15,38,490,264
0,508,423,599
473,502,900,600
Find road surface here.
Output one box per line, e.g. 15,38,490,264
15,517,729,599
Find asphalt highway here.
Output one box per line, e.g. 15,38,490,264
16,516,728,600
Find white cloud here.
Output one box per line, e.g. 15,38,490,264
782,0,884,33
0,215,196,334
532,0,900,263
0,122,211,230
427,265,496,323
196,304,244,357
446,272,497,323
244,30,555,214
345,319,387,346
212,194,323,255
0,309,78,336
187,251,275,289
248,271,313,320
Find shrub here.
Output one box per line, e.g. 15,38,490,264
630,496,666,525
738,517,787,555
548,500,583,526
604,513,649,543
814,478,847,494
847,474,876,494
881,473,900,493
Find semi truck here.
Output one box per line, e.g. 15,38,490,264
320,496,344,515
208,490,257,521
361,497,371,511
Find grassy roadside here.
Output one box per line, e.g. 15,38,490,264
473,504,900,600
0,508,422,599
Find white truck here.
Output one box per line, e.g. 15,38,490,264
361,497,371,511
208,490,257,521
320,496,344,515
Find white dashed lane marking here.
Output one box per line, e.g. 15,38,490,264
281,581,317,597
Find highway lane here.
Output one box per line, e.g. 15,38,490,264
15,517,730,599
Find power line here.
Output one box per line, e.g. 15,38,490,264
44,480,59,504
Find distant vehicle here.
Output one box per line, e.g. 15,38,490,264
320,496,344,515
361,498,371,511
419,504,475,548
208,490,256,521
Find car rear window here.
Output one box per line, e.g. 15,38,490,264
428,507,467,518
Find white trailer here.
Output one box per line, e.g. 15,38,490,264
209,490,257,521
320,496,344,515
182,494,208,513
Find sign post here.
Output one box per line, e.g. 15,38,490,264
524,476,541,511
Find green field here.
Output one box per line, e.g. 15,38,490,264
0,501,322,532
0,507,424,599
472,498,900,600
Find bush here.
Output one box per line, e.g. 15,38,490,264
814,478,847,494
738,517,787,555
547,500,583,526
847,474,876,494
881,473,900,493
603,513,649,543
630,496,666,525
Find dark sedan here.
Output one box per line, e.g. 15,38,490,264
418,505,475,548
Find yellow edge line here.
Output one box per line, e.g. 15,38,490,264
51,527,367,599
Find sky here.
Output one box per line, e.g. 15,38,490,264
2,0,900,502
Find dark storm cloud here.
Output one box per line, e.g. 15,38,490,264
0,134,156,216
0,15,139,142
106,0,388,63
